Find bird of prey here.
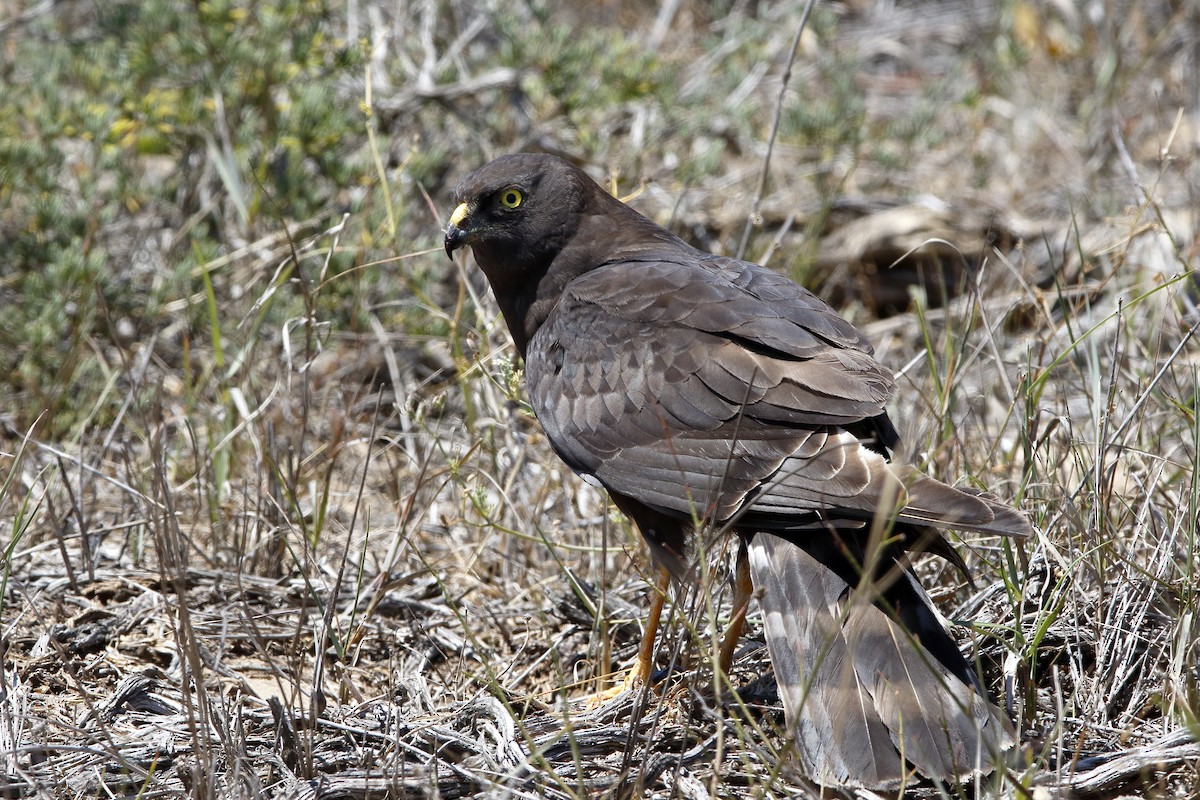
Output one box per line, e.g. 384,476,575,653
443,152,1029,789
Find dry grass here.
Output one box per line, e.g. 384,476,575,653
2,1,1198,798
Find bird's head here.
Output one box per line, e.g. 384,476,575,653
443,153,589,273
442,153,669,355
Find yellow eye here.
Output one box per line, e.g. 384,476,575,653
499,188,523,209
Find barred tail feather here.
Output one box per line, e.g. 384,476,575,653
747,531,1014,789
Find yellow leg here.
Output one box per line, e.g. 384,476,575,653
633,566,672,684
718,538,753,675
583,566,671,706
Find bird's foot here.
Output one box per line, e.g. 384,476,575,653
579,667,643,708
578,672,636,709
577,665,672,709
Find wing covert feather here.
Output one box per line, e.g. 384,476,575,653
525,257,1025,537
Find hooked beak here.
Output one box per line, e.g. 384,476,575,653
443,202,471,259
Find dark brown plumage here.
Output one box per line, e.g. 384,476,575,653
444,153,1029,789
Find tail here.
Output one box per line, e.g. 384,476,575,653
747,531,1014,789
896,468,1033,539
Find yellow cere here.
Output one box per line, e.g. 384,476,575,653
449,202,470,227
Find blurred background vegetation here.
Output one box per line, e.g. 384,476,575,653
6,0,1193,442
